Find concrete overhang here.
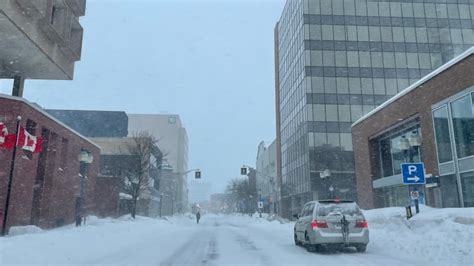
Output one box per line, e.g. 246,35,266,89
0,11,74,80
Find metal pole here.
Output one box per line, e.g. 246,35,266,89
79,158,88,225
2,117,21,236
79,162,85,225
159,194,163,217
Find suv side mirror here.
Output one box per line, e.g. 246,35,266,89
293,214,299,219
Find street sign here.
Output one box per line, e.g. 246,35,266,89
401,163,426,185
410,191,419,200
258,201,263,209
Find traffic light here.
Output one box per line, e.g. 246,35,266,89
195,170,201,179
241,167,247,175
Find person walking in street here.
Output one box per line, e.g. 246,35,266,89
196,210,201,224
75,213,82,227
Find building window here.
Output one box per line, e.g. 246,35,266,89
461,171,474,207
450,94,474,159
380,138,393,177
379,126,422,177
433,106,453,164
51,6,57,24
26,119,37,135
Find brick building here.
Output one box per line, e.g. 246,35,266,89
352,47,474,209
0,94,104,232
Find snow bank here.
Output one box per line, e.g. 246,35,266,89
0,214,192,265
7,225,43,236
363,206,474,265
243,206,473,265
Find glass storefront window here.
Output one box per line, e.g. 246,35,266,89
433,106,453,163
379,126,422,177
461,171,474,207
384,185,409,207
451,95,474,158
380,138,393,177
391,135,405,175
439,174,461,208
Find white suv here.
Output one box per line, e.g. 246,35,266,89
293,200,369,252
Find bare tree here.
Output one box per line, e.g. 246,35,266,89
120,131,159,218
225,177,256,214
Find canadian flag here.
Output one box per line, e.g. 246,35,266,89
17,127,43,153
0,122,7,144
0,123,17,149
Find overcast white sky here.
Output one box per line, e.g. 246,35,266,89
0,0,285,193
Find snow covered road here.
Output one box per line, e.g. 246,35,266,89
1,207,473,265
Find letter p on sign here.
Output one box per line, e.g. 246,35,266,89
408,165,417,175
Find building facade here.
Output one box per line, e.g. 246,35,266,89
255,140,278,213
352,47,474,209
0,94,102,232
0,0,86,96
127,114,189,212
91,137,165,218
47,110,129,138
275,0,474,217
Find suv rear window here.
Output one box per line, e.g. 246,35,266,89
317,202,362,216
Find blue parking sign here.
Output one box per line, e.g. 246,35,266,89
401,163,426,185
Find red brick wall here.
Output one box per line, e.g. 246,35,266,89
0,97,100,231
352,55,474,209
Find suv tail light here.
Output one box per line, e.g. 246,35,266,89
311,220,328,229
355,220,368,228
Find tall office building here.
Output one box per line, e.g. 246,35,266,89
275,0,474,217
127,114,189,212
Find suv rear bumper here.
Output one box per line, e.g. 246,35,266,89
309,229,369,245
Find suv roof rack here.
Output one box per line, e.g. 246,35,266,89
318,199,354,203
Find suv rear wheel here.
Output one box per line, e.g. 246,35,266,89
294,233,302,246
356,244,367,252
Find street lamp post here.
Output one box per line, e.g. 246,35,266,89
329,185,334,199
158,161,200,216
175,168,201,214
399,131,422,213
320,168,332,199
78,150,93,226
159,193,164,218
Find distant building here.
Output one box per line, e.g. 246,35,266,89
255,140,278,214
210,193,227,213
188,180,211,204
46,110,129,138
0,0,87,96
91,137,164,217
127,114,189,212
0,94,107,232
352,47,474,209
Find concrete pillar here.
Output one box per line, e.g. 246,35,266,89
12,76,25,97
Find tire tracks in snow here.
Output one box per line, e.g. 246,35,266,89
160,227,218,266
